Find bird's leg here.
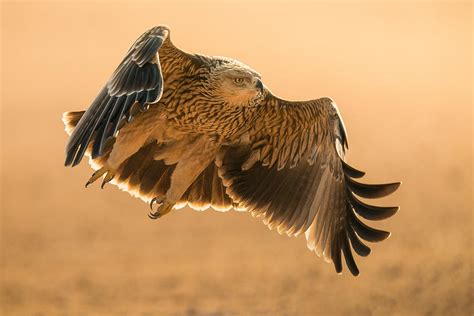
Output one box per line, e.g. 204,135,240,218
85,114,161,190
148,197,174,220
85,167,116,188
147,135,218,220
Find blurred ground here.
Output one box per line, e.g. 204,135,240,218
1,1,472,315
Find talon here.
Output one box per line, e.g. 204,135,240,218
148,211,161,220
147,198,174,220
101,172,115,189
85,168,107,188
149,196,164,211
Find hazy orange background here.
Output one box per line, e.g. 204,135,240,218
1,1,472,315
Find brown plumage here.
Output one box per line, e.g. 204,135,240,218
63,25,400,276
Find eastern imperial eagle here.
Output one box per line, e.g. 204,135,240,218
63,26,400,276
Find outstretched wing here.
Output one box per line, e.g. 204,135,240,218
217,93,400,276
65,26,171,166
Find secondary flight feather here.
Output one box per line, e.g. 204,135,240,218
63,25,400,276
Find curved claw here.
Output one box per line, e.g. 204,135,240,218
101,172,115,189
85,168,107,188
148,211,161,220
149,196,165,211
148,197,174,220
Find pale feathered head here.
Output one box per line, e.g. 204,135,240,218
210,57,264,107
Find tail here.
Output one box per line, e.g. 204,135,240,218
62,111,85,136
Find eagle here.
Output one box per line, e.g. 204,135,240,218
63,26,400,276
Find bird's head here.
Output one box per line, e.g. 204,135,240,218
210,58,265,107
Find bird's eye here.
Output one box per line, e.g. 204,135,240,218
233,78,245,85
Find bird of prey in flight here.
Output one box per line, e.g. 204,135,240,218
63,26,400,276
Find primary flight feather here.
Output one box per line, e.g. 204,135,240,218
63,25,400,276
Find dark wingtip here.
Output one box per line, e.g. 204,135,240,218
347,224,371,257
64,149,76,167
342,160,366,178
72,154,83,167
331,162,400,276
391,181,402,191
346,177,401,199
349,211,391,242
348,192,400,221
332,238,343,274
341,234,360,276
64,148,84,167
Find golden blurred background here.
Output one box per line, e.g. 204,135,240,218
1,1,472,315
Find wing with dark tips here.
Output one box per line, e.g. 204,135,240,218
217,93,400,276
65,26,171,167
